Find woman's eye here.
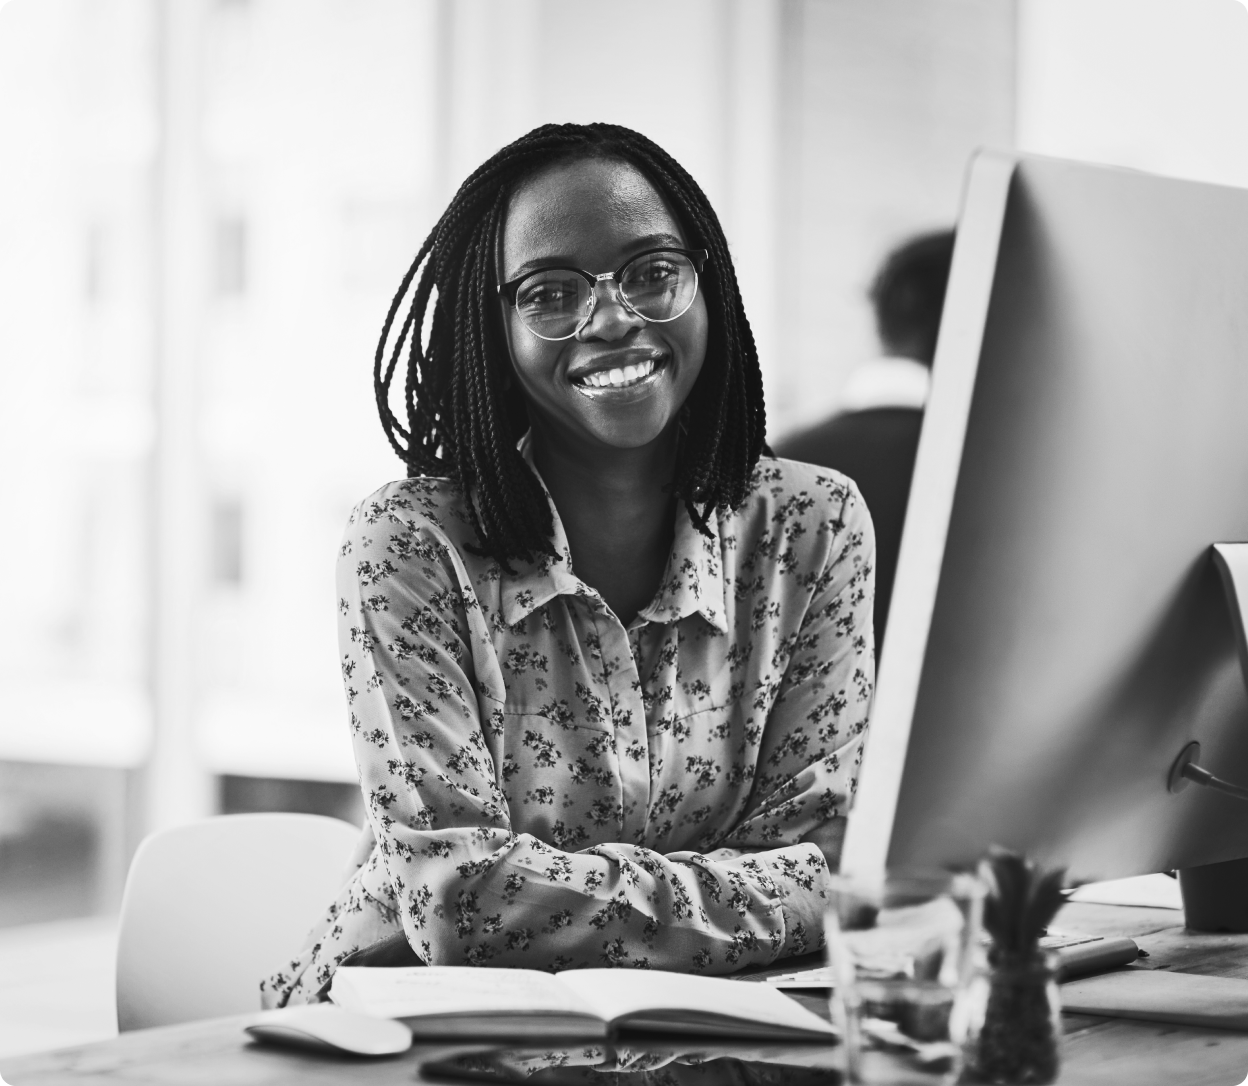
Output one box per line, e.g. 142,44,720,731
517,276,580,310
519,284,565,308
631,260,680,285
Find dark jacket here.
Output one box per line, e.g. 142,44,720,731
774,405,923,661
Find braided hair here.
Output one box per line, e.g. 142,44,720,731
374,122,767,566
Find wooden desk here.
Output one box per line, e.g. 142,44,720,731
4,902,1248,1085
1051,901,1248,1085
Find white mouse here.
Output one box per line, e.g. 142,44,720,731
244,1004,412,1056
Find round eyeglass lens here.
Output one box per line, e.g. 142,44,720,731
514,271,592,340
619,250,698,322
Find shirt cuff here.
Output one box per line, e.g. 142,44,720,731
757,841,832,959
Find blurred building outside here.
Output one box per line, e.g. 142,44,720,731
0,0,1245,1058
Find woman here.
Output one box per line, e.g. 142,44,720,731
263,123,874,1007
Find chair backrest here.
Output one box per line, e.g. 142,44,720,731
115,812,360,1031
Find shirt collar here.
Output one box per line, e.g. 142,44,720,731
498,435,728,633
498,437,582,627
838,355,931,412
636,499,727,633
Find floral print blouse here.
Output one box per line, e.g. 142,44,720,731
261,452,874,1008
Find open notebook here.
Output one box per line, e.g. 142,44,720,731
329,965,836,1042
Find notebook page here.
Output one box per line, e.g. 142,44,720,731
555,969,834,1035
331,966,594,1021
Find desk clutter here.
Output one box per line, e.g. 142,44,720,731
8,898,1248,1085
757,933,1141,991
235,871,1243,1073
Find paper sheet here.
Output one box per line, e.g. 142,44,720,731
1066,873,1183,910
557,969,835,1035
330,966,588,1020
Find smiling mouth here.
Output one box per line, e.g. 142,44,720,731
571,356,665,393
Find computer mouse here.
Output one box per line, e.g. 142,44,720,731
244,1004,412,1056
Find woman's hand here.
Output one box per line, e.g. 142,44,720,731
801,817,847,873
313,929,421,1001
338,930,422,969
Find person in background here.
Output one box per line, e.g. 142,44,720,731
261,122,875,1006
774,229,954,659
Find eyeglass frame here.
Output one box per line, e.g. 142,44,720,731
497,247,709,341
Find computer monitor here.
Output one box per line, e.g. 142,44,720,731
842,151,1248,886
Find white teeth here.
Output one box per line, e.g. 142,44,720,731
578,358,657,389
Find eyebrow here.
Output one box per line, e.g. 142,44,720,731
504,232,686,283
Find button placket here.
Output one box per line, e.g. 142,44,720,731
578,600,650,845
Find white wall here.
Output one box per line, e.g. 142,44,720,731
779,0,1016,433
1017,0,1248,188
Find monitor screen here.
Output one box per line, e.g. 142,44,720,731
844,151,1248,882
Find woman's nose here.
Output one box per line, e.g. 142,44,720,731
577,279,645,342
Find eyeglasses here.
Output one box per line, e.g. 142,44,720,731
498,247,707,342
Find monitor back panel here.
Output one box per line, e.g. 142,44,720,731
878,154,1248,881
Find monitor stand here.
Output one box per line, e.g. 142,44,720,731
1179,860,1248,931
1173,543,1248,932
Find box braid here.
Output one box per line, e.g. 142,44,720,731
374,122,767,567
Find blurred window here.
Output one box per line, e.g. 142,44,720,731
219,775,363,827
0,762,130,927
84,222,107,304
214,215,247,297
209,497,244,586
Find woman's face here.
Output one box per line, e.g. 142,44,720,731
499,157,708,454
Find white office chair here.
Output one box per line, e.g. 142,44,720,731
115,812,361,1031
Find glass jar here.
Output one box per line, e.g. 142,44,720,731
962,953,1062,1085
825,871,987,1085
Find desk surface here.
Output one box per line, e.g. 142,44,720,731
4,902,1248,1086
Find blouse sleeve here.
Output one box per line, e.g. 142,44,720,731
339,485,874,976
707,480,875,940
